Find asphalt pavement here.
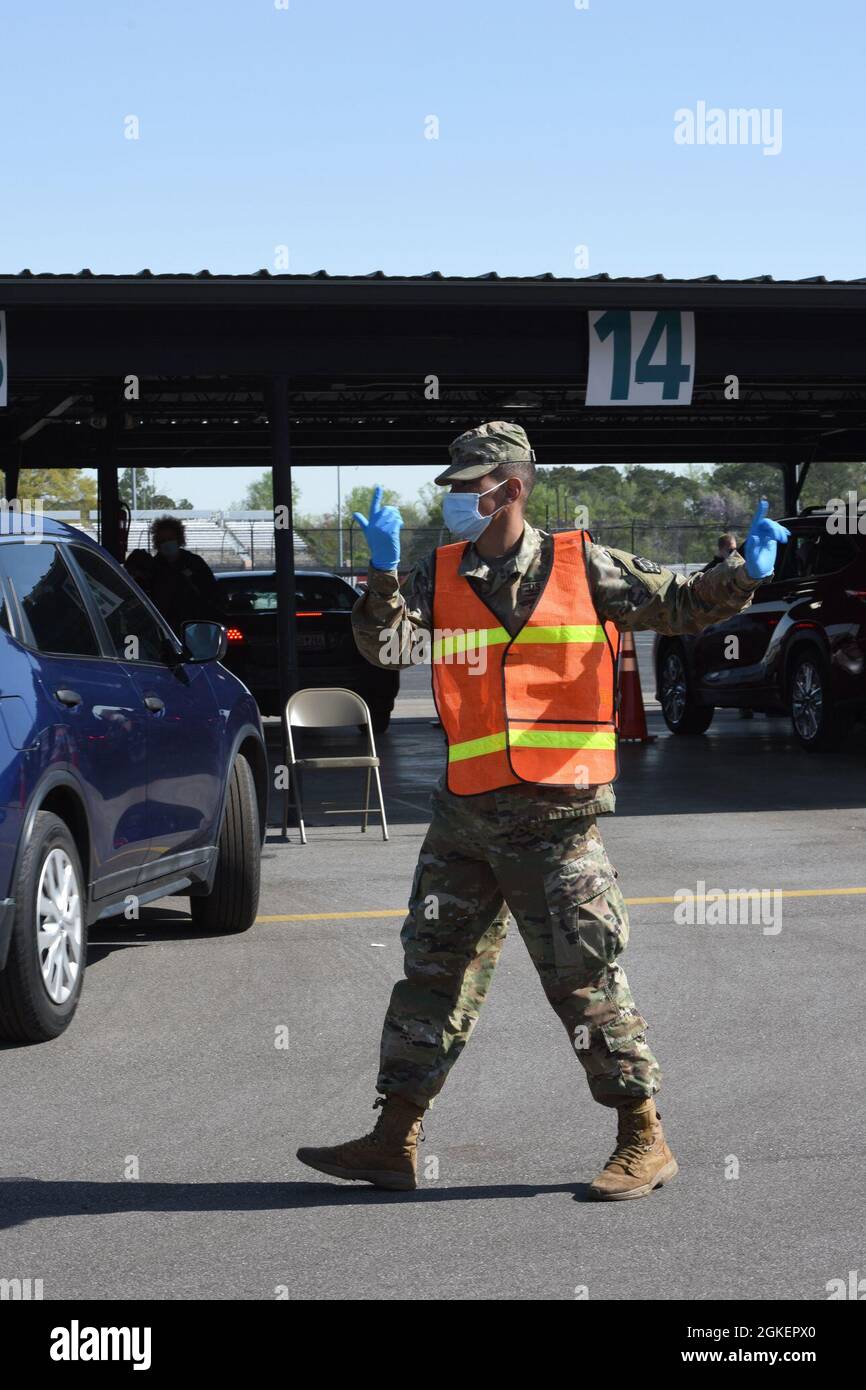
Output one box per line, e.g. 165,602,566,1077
2,645,865,1301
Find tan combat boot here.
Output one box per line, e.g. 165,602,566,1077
296,1094,426,1191
588,1096,679,1201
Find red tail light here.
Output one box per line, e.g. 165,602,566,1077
226,627,245,642
296,611,323,617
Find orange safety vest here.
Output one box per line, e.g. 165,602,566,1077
431,530,619,796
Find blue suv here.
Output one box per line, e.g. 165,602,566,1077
0,516,268,1043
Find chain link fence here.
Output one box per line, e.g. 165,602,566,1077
299,521,743,574
50,509,748,576
581,519,749,567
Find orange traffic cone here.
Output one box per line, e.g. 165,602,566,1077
618,629,656,742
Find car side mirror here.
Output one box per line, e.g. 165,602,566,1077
181,620,228,663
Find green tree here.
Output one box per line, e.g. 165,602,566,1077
708,462,784,514
796,460,866,511
701,461,866,529
228,471,301,513
418,481,444,527
118,468,192,510
149,493,194,510
17,468,98,511
529,464,734,564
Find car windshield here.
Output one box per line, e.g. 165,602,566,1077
218,573,357,614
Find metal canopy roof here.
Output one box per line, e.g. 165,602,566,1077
2,271,866,468
5,269,866,285
3,269,866,309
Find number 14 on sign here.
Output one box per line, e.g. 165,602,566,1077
586,309,695,406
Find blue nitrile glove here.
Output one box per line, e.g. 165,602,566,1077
352,485,403,571
744,498,790,579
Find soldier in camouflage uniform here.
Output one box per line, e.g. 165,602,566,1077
297,422,784,1198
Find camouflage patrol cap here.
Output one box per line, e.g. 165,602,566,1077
434,420,536,485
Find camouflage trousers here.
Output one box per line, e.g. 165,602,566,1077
377,787,661,1110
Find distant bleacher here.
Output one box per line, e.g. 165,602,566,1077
45,510,312,571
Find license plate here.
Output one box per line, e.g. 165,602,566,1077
297,633,327,651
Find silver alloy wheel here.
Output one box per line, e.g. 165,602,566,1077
791,660,823,742
36,847,82,1005
661,652,687,724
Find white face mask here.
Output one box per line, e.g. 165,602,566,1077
442,482,509,542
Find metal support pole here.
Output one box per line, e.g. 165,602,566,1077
781,458,800,518
269,378,298,835
96,405,122,559
2,443,21,502
794,459,812,505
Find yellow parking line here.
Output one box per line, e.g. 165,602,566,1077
625,887,866,905
256,885,866,924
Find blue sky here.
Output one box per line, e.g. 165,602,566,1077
2,0,861,511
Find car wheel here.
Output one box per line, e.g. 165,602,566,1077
658,647,715,735
190,754,261,933
789,652,848,751
0,812,87,1043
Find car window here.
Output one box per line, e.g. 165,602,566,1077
72,545,169,663
811,532,857,575
0,542,100,656
218,574,356,613
295,576,357,611
775,532,821,582
219,580,278,614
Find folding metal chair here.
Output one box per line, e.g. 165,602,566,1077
281,687,389,844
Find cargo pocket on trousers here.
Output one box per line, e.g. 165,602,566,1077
544,838,618,975
600,1010,648,1054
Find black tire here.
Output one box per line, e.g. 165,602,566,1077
190,754,261,933
0,812,87,1043
658,645,715,735
788,650,849,751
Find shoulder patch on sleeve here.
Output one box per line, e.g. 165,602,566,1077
631,556,662,574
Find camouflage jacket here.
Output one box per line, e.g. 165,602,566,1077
352,524,760,818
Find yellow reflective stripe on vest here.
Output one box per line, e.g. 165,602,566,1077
433,624,605,660
447,731,508,763
512,624,607,645
432,627,510,660
509,729,617,751
448,727,616,762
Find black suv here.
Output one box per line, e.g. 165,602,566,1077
215,569,399,732
655,509,866,750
